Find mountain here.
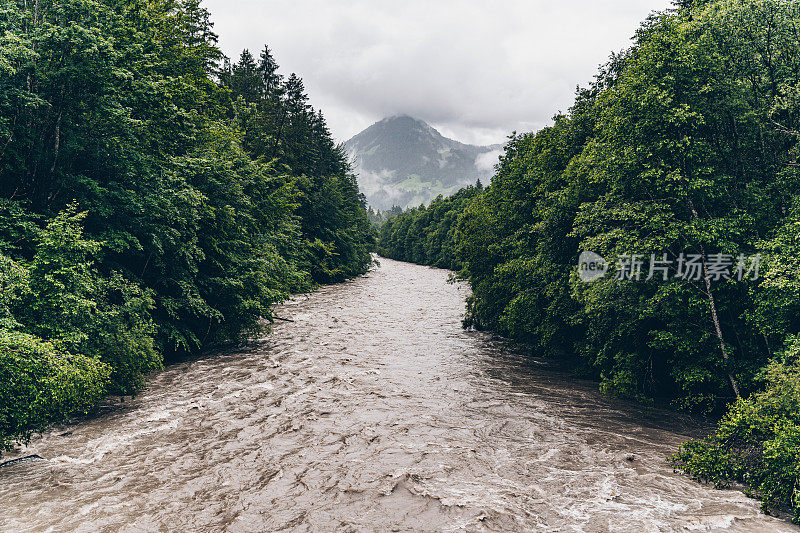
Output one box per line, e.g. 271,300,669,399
344,115,502,210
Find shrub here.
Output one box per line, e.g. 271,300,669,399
672,336,800,520
0,329,110,450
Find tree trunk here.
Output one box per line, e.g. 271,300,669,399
700,247,741,398
50,85,65,175
687,198,741,398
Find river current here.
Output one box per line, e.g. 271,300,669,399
0,258,795,532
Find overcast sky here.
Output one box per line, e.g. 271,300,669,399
204,0,674,146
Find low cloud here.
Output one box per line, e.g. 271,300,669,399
475,149,503,172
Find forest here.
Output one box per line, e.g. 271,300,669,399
0,0,374,450
379,0,800,519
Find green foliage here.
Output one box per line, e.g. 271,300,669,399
0,0,374,449
366,205,403,228
2,206,160,395
0,329,110,451
222,53,375,284
673,337,800,520
378,184,484,270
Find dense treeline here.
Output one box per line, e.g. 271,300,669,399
379,0,800,518
378,184,483,270
0,0,373,449
367,205,403,228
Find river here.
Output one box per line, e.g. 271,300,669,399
0,258,795,532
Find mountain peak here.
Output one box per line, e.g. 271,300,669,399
363,115,444,141
382,113,421,122
346,116,501,210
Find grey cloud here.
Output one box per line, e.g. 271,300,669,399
204,0,673,145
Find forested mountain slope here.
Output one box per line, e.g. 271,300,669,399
345,115,500,210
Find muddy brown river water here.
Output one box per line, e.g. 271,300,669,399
0,258,796,532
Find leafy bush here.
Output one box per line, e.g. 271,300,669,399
0,329,110,450
672,336,800,520
7,207,162,395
